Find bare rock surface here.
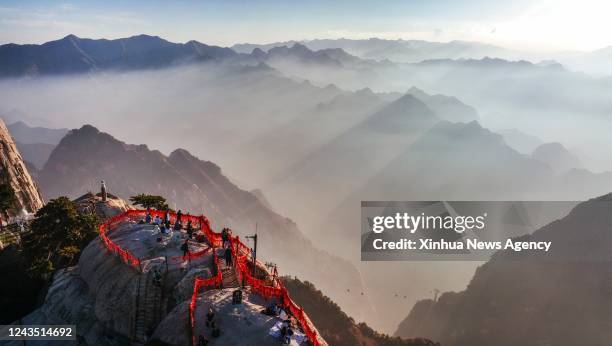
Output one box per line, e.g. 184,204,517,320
0,118,44,217
19,220,213,345
17,219,311,345
73,192,132,219
155,288,301,346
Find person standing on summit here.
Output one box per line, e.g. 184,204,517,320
100,180,107,201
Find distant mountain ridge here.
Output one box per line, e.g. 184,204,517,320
531,142,582,173
237,42,387,75
234,38,612,76
14,142,55,169
0,34,236,77
266,93,439,238
260,43,344,67
319,120,552,260
232,38,518,63
360,120,552,200
0,110,54,128
7,121,68,145
497,128,543,154
406,87,479,123
0,35,382,78
4,121,68,169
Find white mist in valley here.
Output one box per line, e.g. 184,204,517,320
2,51,612,333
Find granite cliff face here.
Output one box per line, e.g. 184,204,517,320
0,119,44,217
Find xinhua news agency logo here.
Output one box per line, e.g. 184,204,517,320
361,201,572,261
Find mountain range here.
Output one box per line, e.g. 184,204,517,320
233,38,612,76
320,118,612,259
318,120,553,260
310,117,612,333
7,121,68,145
35,124,372,322
0,35,380,79
395,194,612,346
268,94,438,225
232,38,518,63
0,34,236,77
4,33,612,335
5,121,68,169
531,142,582,173
2,34,611,134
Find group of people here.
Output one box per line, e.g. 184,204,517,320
279,318,295,345
142,209,203,259
139,210,300,345
143,209,198,237
264,300,303,344
144,209,172,234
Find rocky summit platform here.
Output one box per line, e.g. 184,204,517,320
106,220,211,270
14,211,321,346
154,288,307,345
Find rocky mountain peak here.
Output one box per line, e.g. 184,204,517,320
73,191,131,219
532,142,582,173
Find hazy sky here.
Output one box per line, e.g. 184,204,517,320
0,0,610,52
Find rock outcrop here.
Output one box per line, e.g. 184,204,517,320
19,219,213,345
19,214,327,346
73,192,131,219
0,118,44,217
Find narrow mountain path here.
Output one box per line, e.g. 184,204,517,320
133,264,164,344
218,248,240,288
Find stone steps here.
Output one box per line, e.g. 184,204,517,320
221,263,240,288
133,267,164,343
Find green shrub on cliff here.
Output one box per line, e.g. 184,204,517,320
23,196,99,278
